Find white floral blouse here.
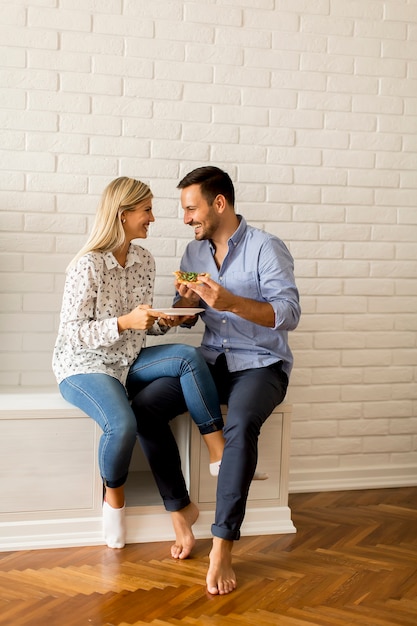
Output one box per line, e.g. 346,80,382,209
52,244,165,386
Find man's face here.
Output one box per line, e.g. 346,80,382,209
180,184,220,241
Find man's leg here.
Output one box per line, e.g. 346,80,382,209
207,360,288,594
127,344,224,469
131,377,199,558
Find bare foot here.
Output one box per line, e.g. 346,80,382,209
206,537,237,595
170,502,199,560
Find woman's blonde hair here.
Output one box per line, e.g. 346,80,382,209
68,177,152,268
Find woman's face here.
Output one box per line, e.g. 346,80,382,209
121,197,155,241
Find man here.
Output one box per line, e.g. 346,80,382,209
132,166,300,595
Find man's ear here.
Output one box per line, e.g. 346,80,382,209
213,194,227,214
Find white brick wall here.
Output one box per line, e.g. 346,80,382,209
1,0,416,492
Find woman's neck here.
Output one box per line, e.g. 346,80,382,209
113,241,130,267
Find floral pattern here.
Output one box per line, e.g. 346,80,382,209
52,244,164,386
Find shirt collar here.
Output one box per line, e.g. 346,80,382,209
103,243,143,270
228,215,246,248
209,215,246,254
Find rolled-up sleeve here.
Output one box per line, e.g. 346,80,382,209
259,238,301,331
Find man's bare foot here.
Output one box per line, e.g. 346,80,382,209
170,502,199,560
206,537,237,595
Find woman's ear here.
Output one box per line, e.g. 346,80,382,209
121,212,126,224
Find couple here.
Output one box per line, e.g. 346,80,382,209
52,166,301,596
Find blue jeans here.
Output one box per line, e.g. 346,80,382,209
132,354,288,534
59,344,223,489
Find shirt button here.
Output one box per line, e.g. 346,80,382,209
223,339,228,343
222,319,226,324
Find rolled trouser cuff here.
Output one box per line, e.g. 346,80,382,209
211,523,240,541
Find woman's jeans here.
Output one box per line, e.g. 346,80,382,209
132,354,288,534
59,344,223,489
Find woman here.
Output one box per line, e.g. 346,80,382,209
52,177,224,549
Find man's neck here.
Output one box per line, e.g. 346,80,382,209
211,212,240,247
210,213,240,268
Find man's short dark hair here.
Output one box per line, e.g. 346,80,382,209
177,166,235,207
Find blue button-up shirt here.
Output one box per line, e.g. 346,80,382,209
175,216,301,378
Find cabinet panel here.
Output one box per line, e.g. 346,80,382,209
0,417,99,515
190,405,292,510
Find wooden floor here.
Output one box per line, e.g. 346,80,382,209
1,487,416,626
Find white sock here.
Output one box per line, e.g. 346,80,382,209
209,460,269,480
209,460,222,476
253,471,269,480
103,500,126,549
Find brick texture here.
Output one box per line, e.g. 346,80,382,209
1,0,416,490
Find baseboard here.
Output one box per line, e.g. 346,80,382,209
0,505,296,552
128,505,297,542
191,506,296,538
0,517,104,551
289,465,417,493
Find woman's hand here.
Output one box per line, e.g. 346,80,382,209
118,305,195,332
118,305,161,332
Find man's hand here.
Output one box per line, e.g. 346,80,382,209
183,274,276,327
156,313,197,328
175,280,202,307
183,274,235,311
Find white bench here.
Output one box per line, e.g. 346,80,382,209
0,393,294,551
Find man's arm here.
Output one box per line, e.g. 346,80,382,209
177,274,275,328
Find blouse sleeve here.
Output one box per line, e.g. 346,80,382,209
60,256,120,350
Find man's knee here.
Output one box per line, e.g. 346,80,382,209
131,377,186,420
223,414,261,445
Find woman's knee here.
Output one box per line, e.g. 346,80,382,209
104,410,137,444
175,343,200,362
118,416,137,438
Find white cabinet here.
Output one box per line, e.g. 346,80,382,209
0,394,294,551
190,404,295,537
0,394,104,550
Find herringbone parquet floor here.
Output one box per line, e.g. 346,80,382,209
0,487,416,626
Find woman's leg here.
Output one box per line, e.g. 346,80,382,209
59,373,138,548
127,344,223,433
60,373,137,488
127,344,224,463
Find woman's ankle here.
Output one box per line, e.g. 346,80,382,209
103,500,126,549
104,485,125,509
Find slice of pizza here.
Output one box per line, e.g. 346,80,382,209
173,270,209,285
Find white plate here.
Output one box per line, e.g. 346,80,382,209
150,308,204,316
